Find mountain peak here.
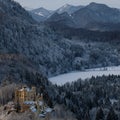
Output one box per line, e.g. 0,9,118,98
31,7,49,12
56,4,73,13
56,4,83,15
30,7,53,18
88,2,109,9
63,4,72,8
89,2,100,6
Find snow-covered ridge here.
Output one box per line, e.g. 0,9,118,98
49,66,120,86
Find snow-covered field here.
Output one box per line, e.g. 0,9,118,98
49,66,120,85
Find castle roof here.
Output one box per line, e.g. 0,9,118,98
19,87,31,92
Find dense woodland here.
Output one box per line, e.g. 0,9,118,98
46,22,120,42
49,75,120,120
1,73,120,120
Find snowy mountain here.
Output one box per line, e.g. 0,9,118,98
28,2,120,31
29,4,83,22
31,7,53,17
30,7,53,22
72,2,120,30
46,2,120,31
46,12,75,27
56,4,84,15
45,4,83,27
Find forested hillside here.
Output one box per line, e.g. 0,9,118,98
0,0,120,78
50,75,120,120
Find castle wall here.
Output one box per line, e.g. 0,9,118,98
15,87,36,104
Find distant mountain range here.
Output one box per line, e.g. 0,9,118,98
29,4,84,22
29,7,53,22
55,4,84,15
29,2,120,31
72,2,120,31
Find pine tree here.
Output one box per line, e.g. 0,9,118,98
84,110,91,120
106,108,118,120
95,107,104,120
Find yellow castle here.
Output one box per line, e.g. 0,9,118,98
15,86,44,112
15,86,37,104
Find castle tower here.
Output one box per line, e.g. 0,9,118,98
15,88,19,103
32,87,36,93
40,93,43,101
31,86,36,101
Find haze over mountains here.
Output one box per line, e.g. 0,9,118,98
29,7,53,22
72,2,120,31
55,4,84,15
29,4,84,22
30,2,120,31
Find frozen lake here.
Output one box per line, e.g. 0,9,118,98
49,66,120,85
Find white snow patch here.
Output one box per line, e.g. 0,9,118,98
45,108,53,113
49,66,120,85
39,114,45,117
30,106,37,112
35,12,45,17
110,99,118,105
39,101,43,106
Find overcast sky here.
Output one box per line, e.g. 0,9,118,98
14,0,120,10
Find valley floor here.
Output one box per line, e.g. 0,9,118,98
49,65,120,85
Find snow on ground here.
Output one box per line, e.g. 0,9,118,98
49,66,120,85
